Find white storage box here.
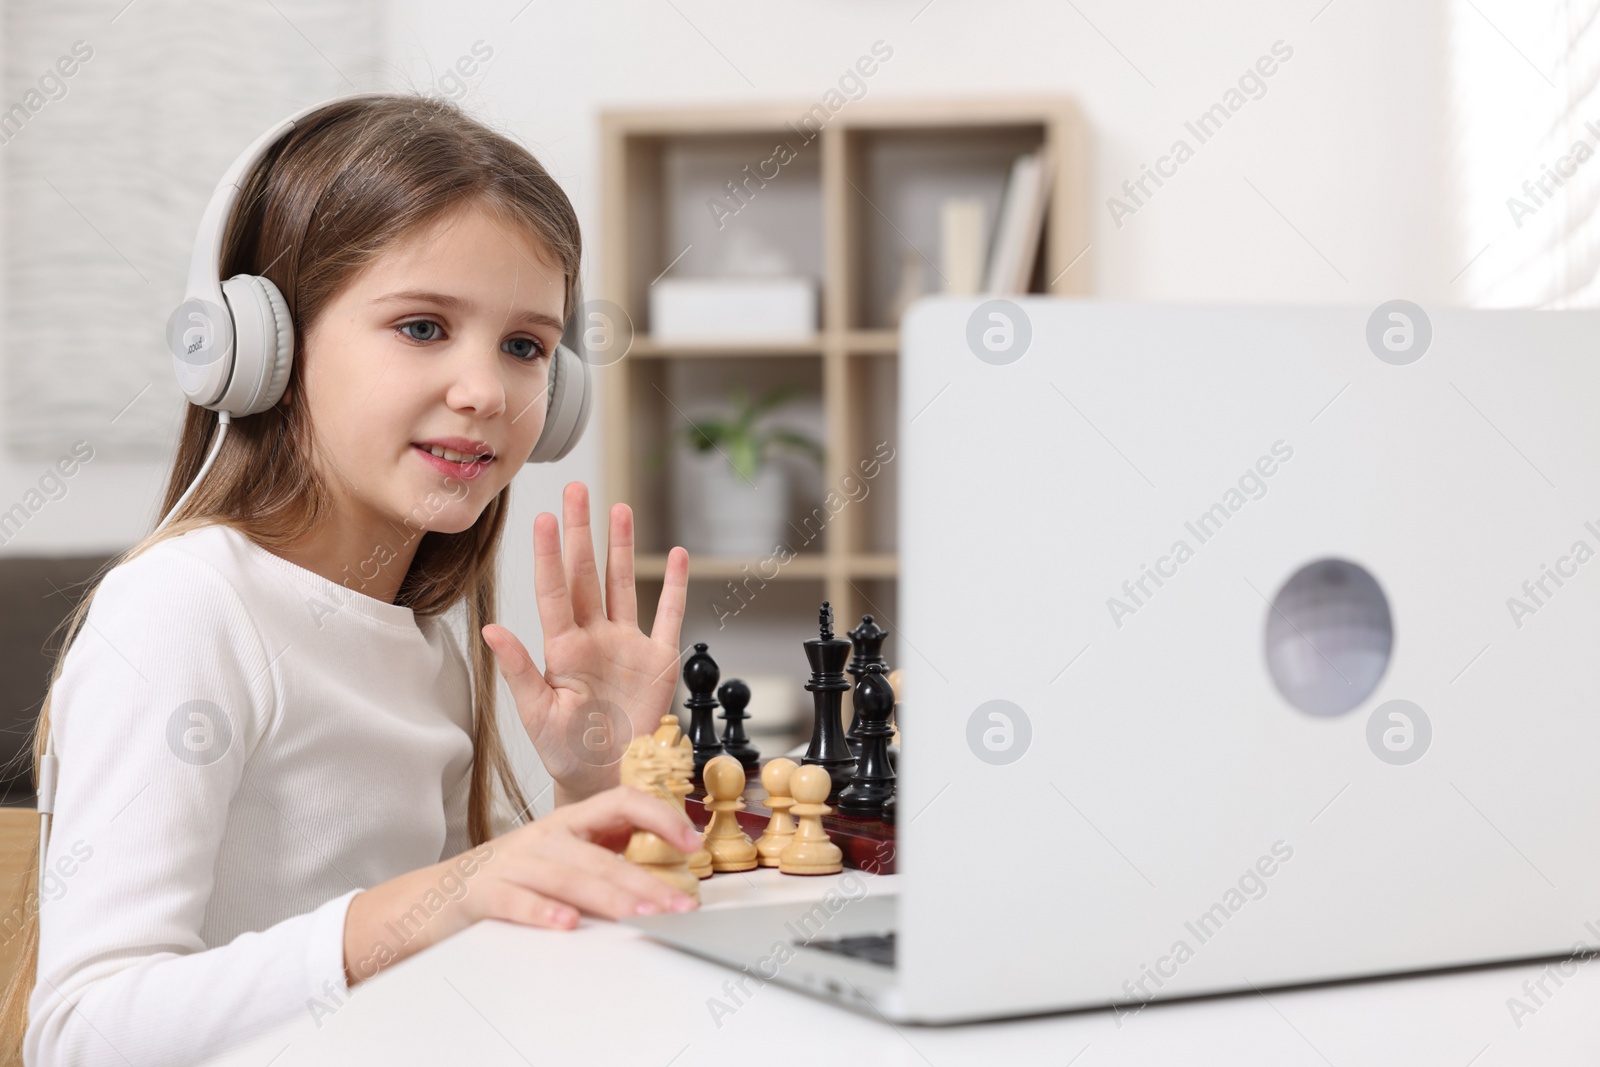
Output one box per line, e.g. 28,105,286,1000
650,277,817,341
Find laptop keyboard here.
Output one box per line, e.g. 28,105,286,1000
800,931,896,967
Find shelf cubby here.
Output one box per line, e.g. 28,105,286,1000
600,96,1088,690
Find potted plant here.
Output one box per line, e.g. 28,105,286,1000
664,384,824,557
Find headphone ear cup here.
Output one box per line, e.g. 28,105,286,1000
217,274,294,417
526,342,592,463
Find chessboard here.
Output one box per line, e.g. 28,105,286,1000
684,764,896,875
617,599,902,889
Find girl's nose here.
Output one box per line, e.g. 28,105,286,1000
444,341,508,417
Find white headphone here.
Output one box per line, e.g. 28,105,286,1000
37,93,594,884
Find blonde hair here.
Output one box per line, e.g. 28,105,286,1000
0,91,581,1057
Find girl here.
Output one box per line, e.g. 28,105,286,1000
1,92,704,1066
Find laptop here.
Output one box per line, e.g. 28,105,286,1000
625,297,1600,1024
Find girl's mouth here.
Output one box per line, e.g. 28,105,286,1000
412,443,494,480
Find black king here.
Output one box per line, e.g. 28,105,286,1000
801,601,857,802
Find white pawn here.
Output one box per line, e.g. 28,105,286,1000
779,765,843,876
756,758,799,868
703,755,758,873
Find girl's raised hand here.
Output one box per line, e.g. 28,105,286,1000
482,481,690,803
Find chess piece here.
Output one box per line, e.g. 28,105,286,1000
755,757,800,867
887,666,904,772
651,714,711,879
682,643,725,781
837,664,896,818
716,678,761,772
801,602,856,802
701,755,758,872
882,666,903,813
778,765,843,875
619,736,700,900
845,614,889,759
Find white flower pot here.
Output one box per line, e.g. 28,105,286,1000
672,447,790,556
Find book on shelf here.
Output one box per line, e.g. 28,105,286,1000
983,148,1055,295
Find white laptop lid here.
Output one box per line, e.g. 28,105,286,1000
896,298,1600,1022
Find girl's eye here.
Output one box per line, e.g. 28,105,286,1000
502,337,546,362
396,319,546,363
398,319,442,343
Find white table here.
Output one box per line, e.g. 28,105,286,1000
207,868,1600,1066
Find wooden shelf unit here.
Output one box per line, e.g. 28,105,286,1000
598,96,1089,658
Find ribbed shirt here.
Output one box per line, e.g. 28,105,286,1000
26,523,477,1066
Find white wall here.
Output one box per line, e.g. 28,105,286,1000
0,0,1458,554
0,0,391,558
0,0,1459,806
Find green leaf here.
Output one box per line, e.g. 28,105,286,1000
679,382,821,480
728,436,761,483
726,383,752,431
764,427,825,466
749,384,803,420
684,418,732,451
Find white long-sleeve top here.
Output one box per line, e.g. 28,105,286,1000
27,522,479,1066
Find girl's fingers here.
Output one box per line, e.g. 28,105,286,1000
481,624,554,729
487,790,703,930
489,883,581,930
562,482,604,627
563,784,704,857
532,512,576,639
537,834,697,916
605,503,639,628
648,546,690,647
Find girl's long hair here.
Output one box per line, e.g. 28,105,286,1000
0,91,580,1057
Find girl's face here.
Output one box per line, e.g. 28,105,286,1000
292,199,565,545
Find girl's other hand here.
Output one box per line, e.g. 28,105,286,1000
343,786,700,987
473,784,703,929
482,481,689,803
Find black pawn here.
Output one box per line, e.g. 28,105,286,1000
717,678,760,773
881,794,896,824
682,643,724,781
801,602,857,802
845,614,888,759
837,664,897,818
886,687,899,775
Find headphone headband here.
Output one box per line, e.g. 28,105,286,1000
167,93,392,411
181,92,392,314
